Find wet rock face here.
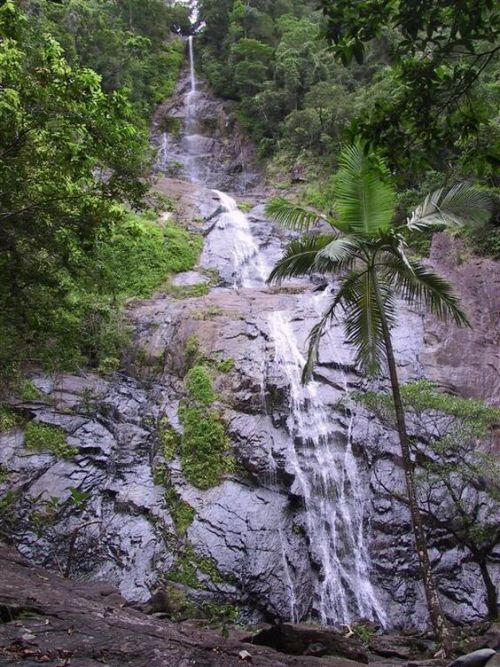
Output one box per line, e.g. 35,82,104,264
0,376,176,603
152,73,259,192
2,246,497,629
422,233,500,405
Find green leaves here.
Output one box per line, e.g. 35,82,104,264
407,183,493,231
382,254,470,327
335,143,396,236
268,143,473,383
267,235,333,283
265,197,328,231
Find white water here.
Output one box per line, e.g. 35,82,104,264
268,310,386,625
188,36,196,94
212,190,269,287
183,35,384,626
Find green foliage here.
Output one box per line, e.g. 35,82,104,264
161,585,197,621
179,406,234,489
358,380,500,439
169,542,224,589
217,358,235,374
0,490,16,515
191,305,224,320
185,365,216,405
268,145,483,377
164,487,195,536
318,0,499,177
184,335,200,367
68,487,90,509
355,380,500,590
20,381,43,402
0,405,21,432
24,422,77,459
164,282,210,299
95,214,203,299
353,623,376,646
35,0,187,123
158,420,181,461
0,1,187,377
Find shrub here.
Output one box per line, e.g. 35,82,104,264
185,365,216,405
159,421,181,460
165,487,195,535
0,406,20,432
24,422,77,459
179,406,234,489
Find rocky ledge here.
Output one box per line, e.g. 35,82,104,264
1,544,498,667
0,544,348,667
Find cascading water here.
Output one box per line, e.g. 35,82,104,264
182,36,384,626
184,35,200,183
268,310,386,625
188,35,196,95
211,190,269,287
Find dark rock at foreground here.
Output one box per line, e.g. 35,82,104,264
247,623,369,662
0,543,364,667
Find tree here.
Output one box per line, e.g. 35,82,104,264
0,1,147,369
318,0,500,177
358,381,500,620
266,143,492,647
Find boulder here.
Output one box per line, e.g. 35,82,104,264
246,623,368,662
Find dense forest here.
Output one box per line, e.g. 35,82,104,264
0,0,191,375
0,0,499,661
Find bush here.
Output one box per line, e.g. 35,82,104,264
179,407,233,489
24,422,77,459
164,487,195,535
185,365,216,405
0,406,20,432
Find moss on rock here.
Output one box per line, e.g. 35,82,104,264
24,422,77,459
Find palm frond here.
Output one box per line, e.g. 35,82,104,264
267,235,334,284
382,254,470,327
335,143,396,237
265,197,327,231
314,236,363,272
302,268,394,380
302,270,363,382
407,183,492,231
343,272,396,374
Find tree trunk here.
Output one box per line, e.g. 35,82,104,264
477,557,498,619
372,275,451,651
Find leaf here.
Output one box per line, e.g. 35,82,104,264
267,235,334,284
407,183,492,231
335,143,396,236
381,253,470,327
265,197,328,231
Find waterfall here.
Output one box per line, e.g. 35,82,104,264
188,36,196,94
268,309,386,626
177,36,384,627
212,190,269,287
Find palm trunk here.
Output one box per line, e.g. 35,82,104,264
477,557,498,619
372,274,451,650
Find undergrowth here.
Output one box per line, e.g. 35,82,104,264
24,422,77,459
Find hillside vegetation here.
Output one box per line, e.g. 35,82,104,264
0,0,191,377
198,0,499,252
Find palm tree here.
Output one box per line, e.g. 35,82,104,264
266,144,492,648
